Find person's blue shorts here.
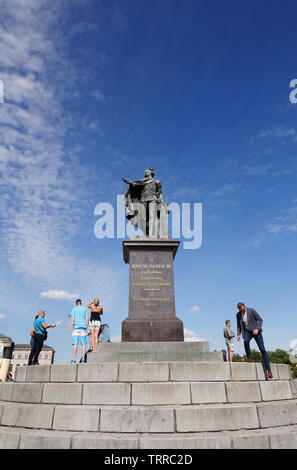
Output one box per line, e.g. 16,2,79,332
72,329,88,345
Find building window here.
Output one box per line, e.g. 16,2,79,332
45,355,48,359
17,354,22,359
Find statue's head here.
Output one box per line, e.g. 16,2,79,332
144,167,155,178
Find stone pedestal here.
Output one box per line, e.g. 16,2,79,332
121,238,184,342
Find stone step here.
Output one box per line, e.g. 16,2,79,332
1,400,297,433
88,351,222,363
13,361,291,384
99,342,211,353
88,341,223,362
0,425,297,449
2,424,297,449
0,379,295,406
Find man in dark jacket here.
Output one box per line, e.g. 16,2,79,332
236,302,273,379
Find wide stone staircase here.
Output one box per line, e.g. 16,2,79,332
1,353,297,449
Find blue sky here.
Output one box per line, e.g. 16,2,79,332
0,0,297,363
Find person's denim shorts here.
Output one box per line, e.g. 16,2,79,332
72,328,88,345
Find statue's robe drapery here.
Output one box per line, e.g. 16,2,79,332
124,178,162,234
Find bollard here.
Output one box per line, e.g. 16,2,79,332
0,334,15,382
222,349,227,362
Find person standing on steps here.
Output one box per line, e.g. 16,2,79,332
28,311,56,365
71,299,89,364
236,302,273,379
223,320,235,362
88,298,103,353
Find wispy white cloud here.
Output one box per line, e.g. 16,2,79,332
258,127,296,140
41,290,80,301
0,314,7,320
212,184,238,197
243,164,272,176
189,305,200,313
251,202,297,246
110,334,121,343
184,328,206,342
0,0,119,311
92,89,106,104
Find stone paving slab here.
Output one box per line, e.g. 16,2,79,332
14,366,26,382
26,365,51,383
139,433,232,449
100,407,175,433
1,403,54,429
176,403,259,432
82,383,131,405
119,362,169,382
290,379,297,398
132,382,191,405
257,400,297,428
190,382,226,404
259,380,293,401
43,383,83,404
71,432,139,449
50,364,77,383
77,363,118,382
0,382,14,401
277,364,291,380
231,429,271,449
226,381,262,403
53,406,100,432
170,362,231,382
12,383,43,404
20,430,74,449
0,426,22,449
268,425,297,449
230,363,257,381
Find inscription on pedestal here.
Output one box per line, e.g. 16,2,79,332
129,251,176,318
122,239,184,342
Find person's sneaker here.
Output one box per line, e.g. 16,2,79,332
267,370,273,379
71,360,76,364
81,359,85,364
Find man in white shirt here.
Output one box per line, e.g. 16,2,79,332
236,302,273,379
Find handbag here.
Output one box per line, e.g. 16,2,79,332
33,319,48,341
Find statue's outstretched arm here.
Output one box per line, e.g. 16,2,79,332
122,178,132,184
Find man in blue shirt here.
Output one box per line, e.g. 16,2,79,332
28,311,56,365
71,299,89,363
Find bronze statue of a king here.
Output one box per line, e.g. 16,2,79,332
122,168,168,238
